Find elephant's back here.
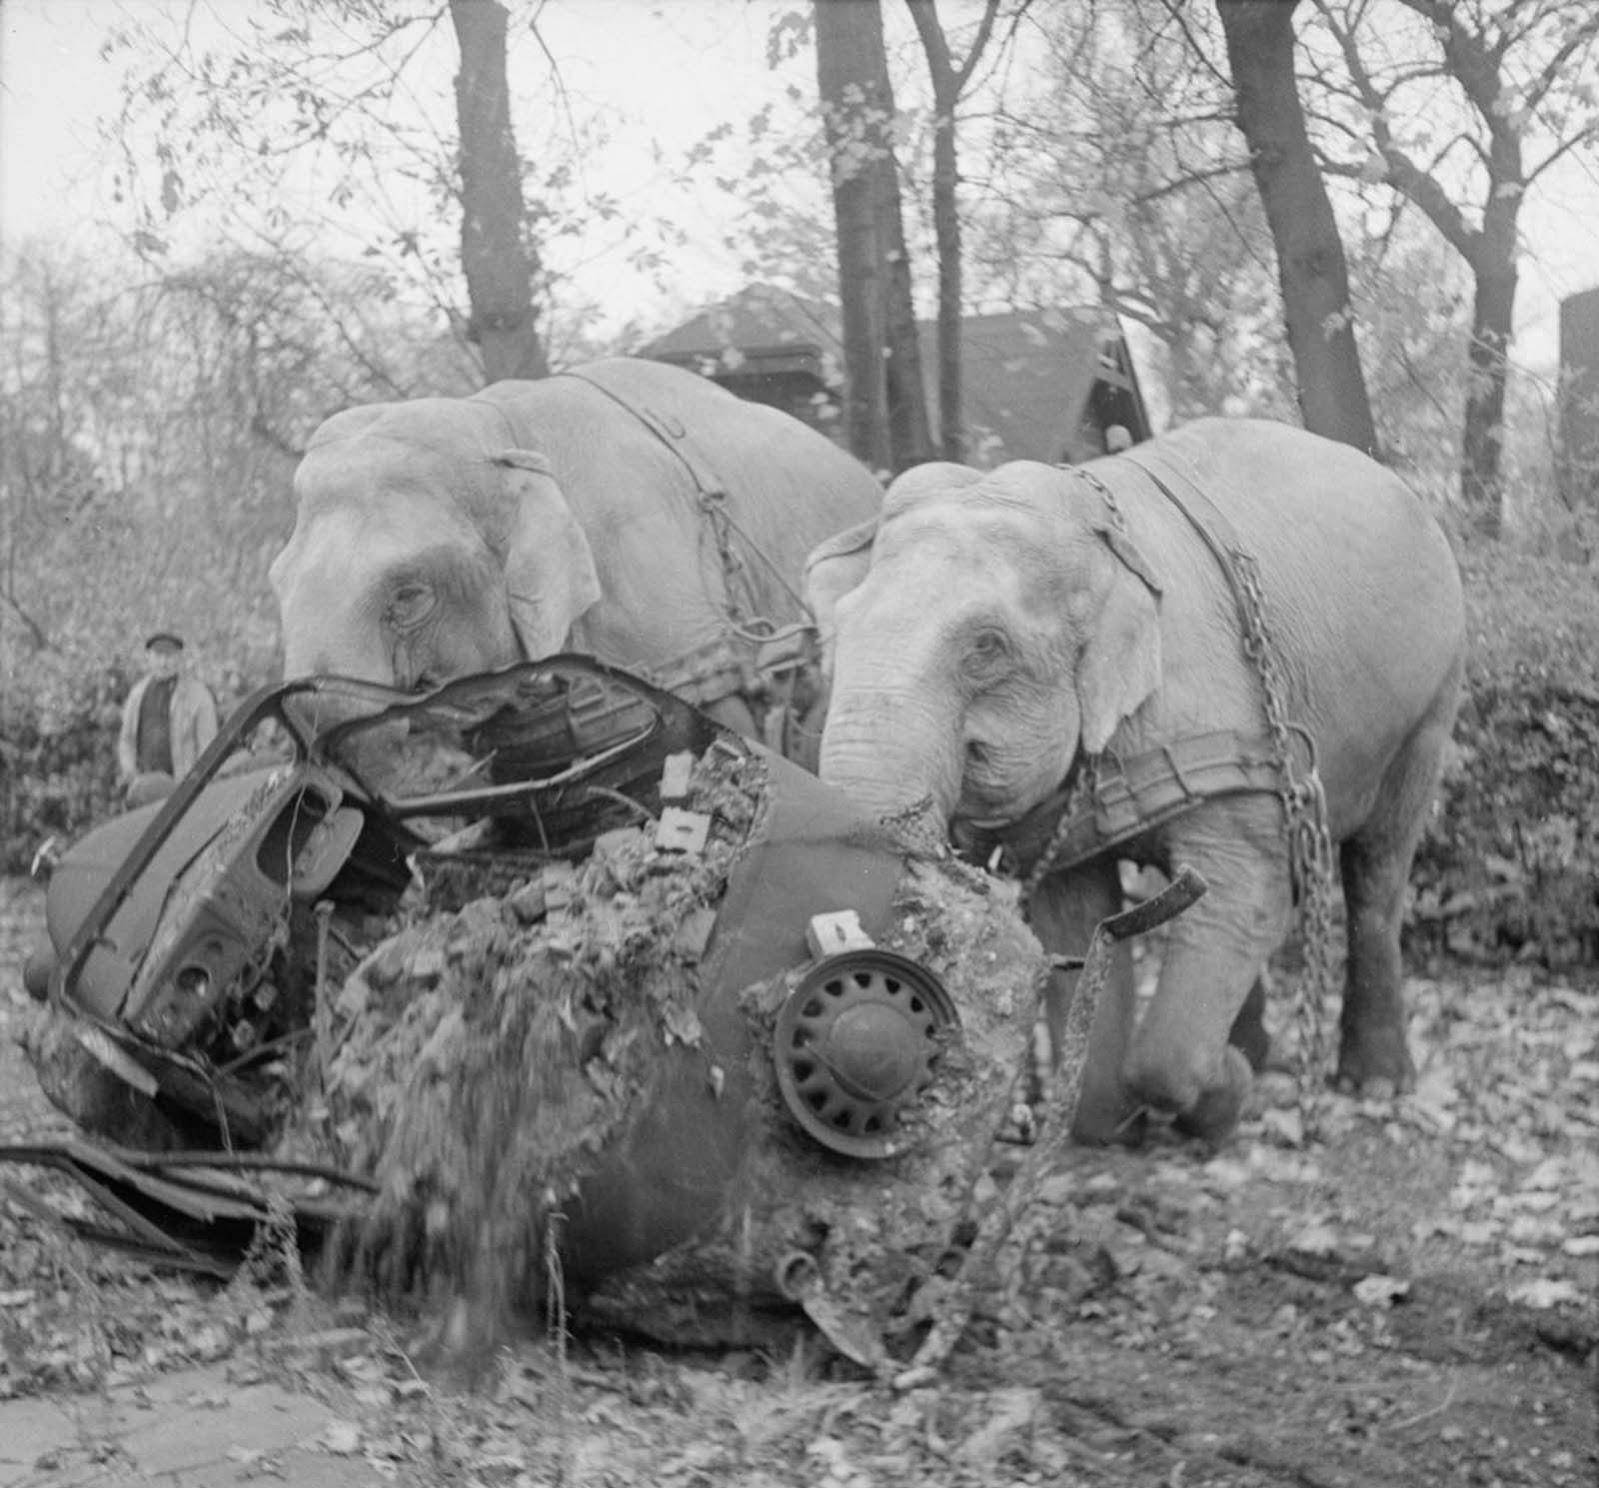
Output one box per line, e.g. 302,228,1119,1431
572,356,881,520
1106,417,1464,805
1138,419,1444,543
474,361,883,667
482,360,882,566
1123,418,1463,642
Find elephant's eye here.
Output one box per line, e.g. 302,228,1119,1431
386,582,436,631
963,627,1012,679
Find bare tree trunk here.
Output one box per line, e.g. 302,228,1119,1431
1217,0,1376,453
906,0,1002,464
815,0,934,473
880,174,934,471
450,0,548,384
927,122,963,461
1456,134,1521,536
1462,249,1515,537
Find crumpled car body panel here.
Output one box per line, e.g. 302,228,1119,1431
24,658,918,1262
559,761,907,1283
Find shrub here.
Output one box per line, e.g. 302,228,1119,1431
1406,541,1599,974
1410,671,1599,972
0,662,132,875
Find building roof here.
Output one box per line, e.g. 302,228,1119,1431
642,284,1149,464
941,306,1134,463
643,285,843,384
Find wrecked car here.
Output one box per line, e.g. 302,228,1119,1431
25,659,724,1150
13,656,1198,1372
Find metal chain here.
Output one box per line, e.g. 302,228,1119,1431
1074,465,1127,531
1021,754,1099,909
698,491,761,633
1287,766,1337,1124
1234,553,1336,1121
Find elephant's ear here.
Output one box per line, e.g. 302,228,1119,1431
1075,527,1163,754
803,517,878,671
494,449,603,659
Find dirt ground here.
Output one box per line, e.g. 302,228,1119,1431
1,874,1595,1487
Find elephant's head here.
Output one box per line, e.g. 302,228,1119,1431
269,398,602,688
803,460,1164,834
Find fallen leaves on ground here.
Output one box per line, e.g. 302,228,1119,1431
1,874,1594,1486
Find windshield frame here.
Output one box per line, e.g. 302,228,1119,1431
51,656,718,1019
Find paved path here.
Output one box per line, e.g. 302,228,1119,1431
0,1364,395,1486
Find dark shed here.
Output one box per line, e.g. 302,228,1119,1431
643,284,1152,466
1559,285,1599,508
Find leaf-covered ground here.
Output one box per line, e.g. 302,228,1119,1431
2,875,1594,1487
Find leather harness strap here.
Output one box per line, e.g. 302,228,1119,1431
1115,448,1258,630
960,729,1283,878
557,365,732,501
548,367,818,733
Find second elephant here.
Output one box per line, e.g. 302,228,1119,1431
270,358,883,749
804,418,1465,1144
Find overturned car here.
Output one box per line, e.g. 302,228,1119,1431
15,657,1197,1372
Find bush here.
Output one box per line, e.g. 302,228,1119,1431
1455,541,1599,692
0,662,132,875
1410,670,1599,972
1406,541,1599,974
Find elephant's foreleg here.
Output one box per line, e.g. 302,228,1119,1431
1028,857,1139,1144
1124,800,1292,1142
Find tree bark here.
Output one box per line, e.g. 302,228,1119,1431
1217,0,1376,453
925,93,964,463
815,0,934,472
450,0,548,384
1451,62,1524,538
1461,216,1517,536
906,0,1001,465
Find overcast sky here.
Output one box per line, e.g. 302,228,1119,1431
3,0,1598,370
0,0,822,341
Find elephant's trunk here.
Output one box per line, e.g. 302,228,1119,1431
818,683,962,826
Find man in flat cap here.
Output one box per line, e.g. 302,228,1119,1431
117,632,219,806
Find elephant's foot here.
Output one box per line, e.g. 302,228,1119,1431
1124,1042,1253,1146
1171,1046,1253,1145
1334,1025,1416,1098
1070,1086,1145,1147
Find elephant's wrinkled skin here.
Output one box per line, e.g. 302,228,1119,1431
805,419,1466,1144
270,358,882,741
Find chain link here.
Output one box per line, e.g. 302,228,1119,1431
1021,754,1099,909
1074,466,1127,531
1288,768,1337,1125
1234,552,1336,1124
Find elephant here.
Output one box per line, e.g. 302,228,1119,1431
269,358,883,750
804,418,1465,1144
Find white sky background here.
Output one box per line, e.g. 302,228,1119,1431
2,0,1598,371
0,0,828,347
